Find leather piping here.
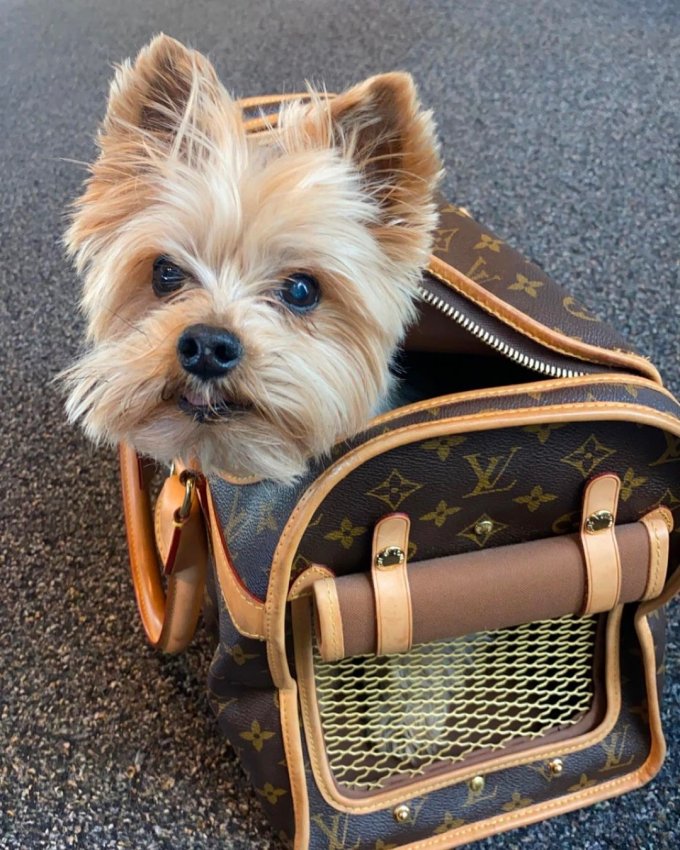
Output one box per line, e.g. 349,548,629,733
205,487,266,640
265,400,680,689
280,686,310,850
292,596,623,813
427,256,661,384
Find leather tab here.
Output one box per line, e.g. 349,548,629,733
580,474,622,615
639,507,672,600
370,514,413,656
154,470,207,576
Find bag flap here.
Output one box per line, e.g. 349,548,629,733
422,198,659,382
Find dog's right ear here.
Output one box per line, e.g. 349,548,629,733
101,34,238,153
67,35,241,262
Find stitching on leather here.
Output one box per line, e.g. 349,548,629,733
279,688,310,850
288,565,334,600
643,516,664,599
266,401,680,685
326,581,340,661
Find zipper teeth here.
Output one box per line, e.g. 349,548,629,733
418,286,586,379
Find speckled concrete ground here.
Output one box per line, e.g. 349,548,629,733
0,0,678,848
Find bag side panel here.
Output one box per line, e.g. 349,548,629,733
207,590,295,842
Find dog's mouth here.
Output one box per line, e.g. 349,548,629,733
177,387,251,423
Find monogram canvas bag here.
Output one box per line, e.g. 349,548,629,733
118,94,680,850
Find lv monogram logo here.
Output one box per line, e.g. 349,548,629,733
466,255,502,284
650,432,680,466
463,447,520,497
599,727,635,773
311,814,360,850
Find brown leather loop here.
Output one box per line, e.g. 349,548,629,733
119,443,207,654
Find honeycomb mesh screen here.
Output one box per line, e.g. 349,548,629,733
312,615,598,791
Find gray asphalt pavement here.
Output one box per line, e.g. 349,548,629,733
0,0,678,848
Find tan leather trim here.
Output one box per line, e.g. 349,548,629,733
637,549,680,619
265,400,680,688
633,613,666,780
119,445,206,654
369,373,676,431
427,256,661,383
580,474,622,615
288,564,334,601
639,509,672,600
371,513,413,656
312,578,345,663
293,594,624,813
279,685,311,850
205,487,266,640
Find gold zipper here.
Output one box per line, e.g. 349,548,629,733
417,285,587,379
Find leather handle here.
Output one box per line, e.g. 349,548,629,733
119,443,207,654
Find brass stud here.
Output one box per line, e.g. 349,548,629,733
585,510,614,534
469,775,485,793
548,758,564,776
376,546,405,569
393,804,411,824
475,519,493,537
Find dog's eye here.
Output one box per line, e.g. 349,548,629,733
278,273,321,313
152,256,186,296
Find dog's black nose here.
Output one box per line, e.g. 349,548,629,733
177,324,243,379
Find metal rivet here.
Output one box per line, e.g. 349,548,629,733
475,520,493,537
585,510,614,534
376,546,405,569
469,775,485,793
548,758,564,776
393,804,411,823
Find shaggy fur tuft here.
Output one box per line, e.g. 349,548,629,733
63,34,442,482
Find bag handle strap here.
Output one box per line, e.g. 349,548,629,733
118,443,207,654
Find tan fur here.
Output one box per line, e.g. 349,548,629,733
63,34,442,482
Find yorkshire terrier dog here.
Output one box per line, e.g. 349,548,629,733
64,35,441,483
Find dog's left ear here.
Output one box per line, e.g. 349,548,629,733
304,73,442,261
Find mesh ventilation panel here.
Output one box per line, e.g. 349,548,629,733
312,615,598,791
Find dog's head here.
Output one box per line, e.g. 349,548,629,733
63,35,441,481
